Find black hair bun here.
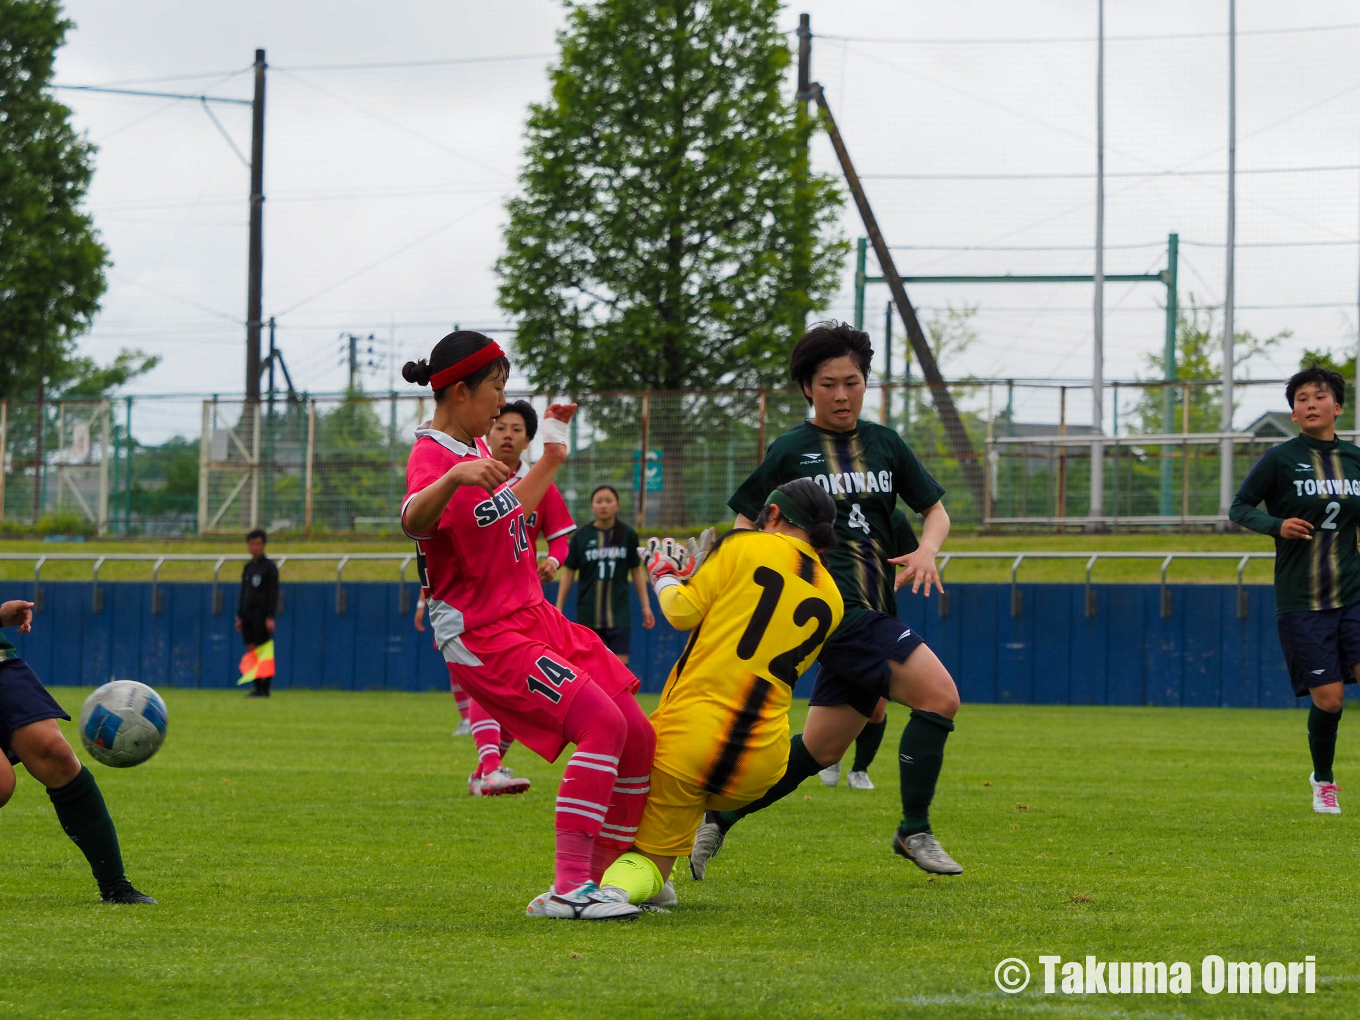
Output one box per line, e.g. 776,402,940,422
402,359,432,386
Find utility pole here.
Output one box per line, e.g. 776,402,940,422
348,333,359,391
266,316,277,414
32,372,44,521
884,301,894,429
1089,0,1106,532
245,48,267,403
792,13,813,335
1219,2,1237,526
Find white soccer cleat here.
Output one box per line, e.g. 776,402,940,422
453,719,473,737
479,767,531,796
1311,772,1341,814
847,769,875,790
644,880,677,910
893,830,963,875
818,761,841,787
525,882,640,920
467,772,483,796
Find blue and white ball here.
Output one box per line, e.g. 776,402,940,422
79,681,168,768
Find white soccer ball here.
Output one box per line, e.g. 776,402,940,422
78,681,168,768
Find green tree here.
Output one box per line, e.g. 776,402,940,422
0,0,156,400
497,0,845,524
1132,298,1288,434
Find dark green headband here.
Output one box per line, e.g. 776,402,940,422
765,489,816,531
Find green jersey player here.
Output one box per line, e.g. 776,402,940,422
1231,364,1360,814
691,321,963,877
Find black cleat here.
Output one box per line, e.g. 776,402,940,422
100,879,157,905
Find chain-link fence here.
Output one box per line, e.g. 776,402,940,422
0,378,1314,536
983,377,1319,529
0,399,112,534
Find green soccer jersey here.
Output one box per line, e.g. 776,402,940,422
1230,432,1360,614
564,521,642,630
729,419,945,626
0,631,14,662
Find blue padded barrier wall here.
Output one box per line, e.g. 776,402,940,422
1,580,1318,708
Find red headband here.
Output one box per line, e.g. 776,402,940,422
428,341,506,391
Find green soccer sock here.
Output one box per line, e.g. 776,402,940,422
717,733,823,830
600,852,663,905
852,716,888,773
1308,704,1342,784
47,765,126,887
898,709,955,836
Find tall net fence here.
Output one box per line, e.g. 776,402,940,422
0,380,1316,536
0,400,113,533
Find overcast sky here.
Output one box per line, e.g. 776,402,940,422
52,0,1360,434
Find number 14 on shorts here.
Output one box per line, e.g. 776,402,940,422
527,656,578,703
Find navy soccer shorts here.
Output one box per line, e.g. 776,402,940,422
0,658,71,765
809,611,927,717
592,626,632,656
1276,602,1360,698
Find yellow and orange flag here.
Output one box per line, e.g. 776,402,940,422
237,640,276,685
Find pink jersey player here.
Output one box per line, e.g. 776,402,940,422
402,331,654,921
519,463,575,574
488,399,576,581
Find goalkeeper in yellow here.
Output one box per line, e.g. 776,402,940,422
601,479,842,907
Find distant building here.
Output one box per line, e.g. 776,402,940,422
1242,410,1298,440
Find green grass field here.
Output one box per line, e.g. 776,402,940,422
1,691,1353,1019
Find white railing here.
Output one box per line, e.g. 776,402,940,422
0,551,413,616
0,549,1274,622
934,550,1274,620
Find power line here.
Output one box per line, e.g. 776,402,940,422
891,241,1168,252
862,164,1360,181
1182,238,1360,248
272,53,553,73
55,68,252,89
271,196,503,318
272,69,511,180
890,238,1360,252
905,302,1355,313
93,183,507,213
48,84,251,105
815,22,1360,45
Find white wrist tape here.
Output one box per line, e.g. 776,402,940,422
541,417,569,449
653,574,682,597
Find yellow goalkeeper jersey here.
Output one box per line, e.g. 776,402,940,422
650,530,844,799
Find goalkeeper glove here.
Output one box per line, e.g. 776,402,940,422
641,536,695,593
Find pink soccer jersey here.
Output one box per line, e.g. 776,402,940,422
512,460,576,565
403,429,545,662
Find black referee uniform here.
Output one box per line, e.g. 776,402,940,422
239,555,279,695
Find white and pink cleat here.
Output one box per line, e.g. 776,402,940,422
1310,773,1341,814
472,767,531,797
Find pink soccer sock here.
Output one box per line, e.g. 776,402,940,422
555,681,627,892
447,667,471,722
592,690,657,879
469,701,503,777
